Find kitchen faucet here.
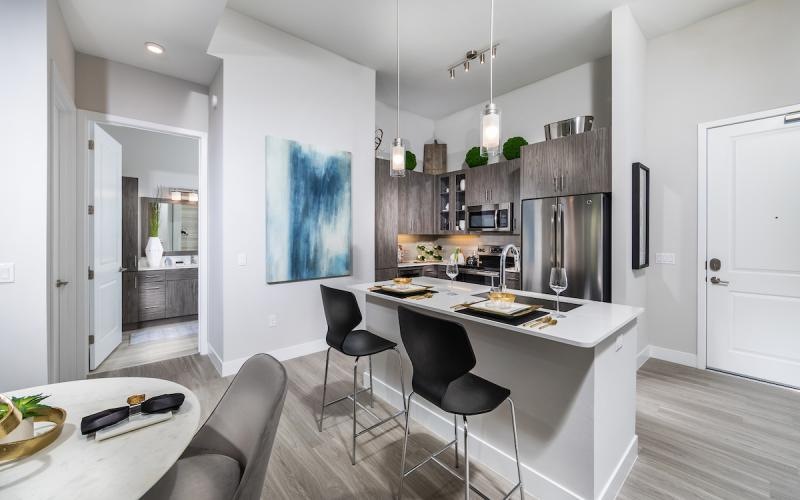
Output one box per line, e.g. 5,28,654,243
499,244,520,291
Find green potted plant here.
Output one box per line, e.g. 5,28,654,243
145,201,163,267
502,136,528,160
405,150,417,171
465,147,488,168
0,394,50,443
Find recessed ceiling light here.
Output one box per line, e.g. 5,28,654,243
145,42,165,55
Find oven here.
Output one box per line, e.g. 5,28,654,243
467,203,513,232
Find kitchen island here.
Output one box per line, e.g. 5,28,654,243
350,278,642,500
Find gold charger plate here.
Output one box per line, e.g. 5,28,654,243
466,301,542,318
376,283,434,296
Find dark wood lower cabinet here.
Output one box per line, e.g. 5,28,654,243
125,269,198,328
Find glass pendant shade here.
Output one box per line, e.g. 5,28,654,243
390,138,406,177
480,103,501,158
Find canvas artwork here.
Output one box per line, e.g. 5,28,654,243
266,136,352,283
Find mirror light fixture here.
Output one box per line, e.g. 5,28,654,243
168,189,199,202
145,41,165,55
171,190,182,201
480,0,501,163
390,0,406,177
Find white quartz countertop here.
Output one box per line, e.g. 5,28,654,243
350,277,642,348
137,263,199,271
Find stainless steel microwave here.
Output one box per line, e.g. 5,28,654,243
467,203,513,232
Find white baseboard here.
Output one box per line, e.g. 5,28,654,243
637,346,651,370
214,339,328,377
648,346,697,367
207,343,223,376
599,436,638,500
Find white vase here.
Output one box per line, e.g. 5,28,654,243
0,417,34,444
145,237,164,268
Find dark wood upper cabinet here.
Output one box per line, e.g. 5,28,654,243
465,159,520,206
375,159,399,270
122,176,139,272
398,170,434,235
521,128,610,199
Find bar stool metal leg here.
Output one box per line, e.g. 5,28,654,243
393,347,408,414
509,398,524,500
369,355,375,407
318,347,332,432
454,414,459,468
352,356,360,465
398,392,415,500
463,415,470,500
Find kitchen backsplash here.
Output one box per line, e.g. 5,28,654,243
397,234,521,263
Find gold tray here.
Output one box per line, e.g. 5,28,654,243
466,301,541,318
376,283,434,296
0,407,66,463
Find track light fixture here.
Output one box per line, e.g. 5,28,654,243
446,44,498,79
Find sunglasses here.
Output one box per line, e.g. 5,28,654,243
81,393,185,436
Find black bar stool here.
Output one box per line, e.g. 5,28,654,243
318,285,407,465
397,305,524,500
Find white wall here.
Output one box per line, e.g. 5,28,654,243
611,6,649,357
208,9,375,370
375,100,434,170
101,124,199,198
75,53,211,132
644,0,800,357
435,57,611,170
0,0,49,390
47,0,74,99
207,65,225,360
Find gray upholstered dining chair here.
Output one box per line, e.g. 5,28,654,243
143,353,288,500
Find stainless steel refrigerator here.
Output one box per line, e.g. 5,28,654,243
522,194,611,302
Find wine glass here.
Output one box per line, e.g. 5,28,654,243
549,267,568,317
446,262,459,294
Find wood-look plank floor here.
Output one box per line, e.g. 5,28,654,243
91,320,198,374
92,353,800,499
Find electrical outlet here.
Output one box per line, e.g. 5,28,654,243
655,253,676,265
268,314,278,327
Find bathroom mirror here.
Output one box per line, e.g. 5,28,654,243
141,197,199,256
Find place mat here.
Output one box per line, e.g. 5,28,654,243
369,287,439,299
455,307,549,326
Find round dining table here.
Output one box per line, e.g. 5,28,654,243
0,377,201,500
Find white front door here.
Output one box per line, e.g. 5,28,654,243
91,124,123,370
706,110,800,387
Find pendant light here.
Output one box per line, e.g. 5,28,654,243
390,0,406,177
480,0,501,163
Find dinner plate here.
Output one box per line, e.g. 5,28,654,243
467,300,539,317
378,283,432,295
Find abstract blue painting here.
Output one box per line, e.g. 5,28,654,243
266,137,352,283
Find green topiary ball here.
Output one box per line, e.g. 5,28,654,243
502,136,528,160
465,146,488,168
405,150,417,170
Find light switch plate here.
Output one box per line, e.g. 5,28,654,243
655,253,676,265
237,253,247,266
268,314,277,327
0,263,14,283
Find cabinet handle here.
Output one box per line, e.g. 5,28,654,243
561,175,565,192
143,306,158,310
553,176,557,192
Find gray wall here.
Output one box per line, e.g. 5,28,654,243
75,52,210,132
644,0,800,356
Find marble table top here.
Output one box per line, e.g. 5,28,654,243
0,377,201,500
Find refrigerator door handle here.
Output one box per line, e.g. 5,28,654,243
559,201,565,269
552,203,558,267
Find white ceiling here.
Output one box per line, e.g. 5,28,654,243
59,0,750,118
58,0,226,85
229,0,750,118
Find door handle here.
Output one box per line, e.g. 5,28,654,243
56,279,69,288
119,267,128,273
710,276,729,286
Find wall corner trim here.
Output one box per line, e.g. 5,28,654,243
637,346,651,370
648,346,698,367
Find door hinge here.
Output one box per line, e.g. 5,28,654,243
88,139,95,150
88,267,95,280
88,335,95,345
88,205,95,215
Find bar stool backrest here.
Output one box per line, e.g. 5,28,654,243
397,305,476,407
320,285,363,351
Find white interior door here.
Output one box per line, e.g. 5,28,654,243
706,111,800,387
91,124,123,370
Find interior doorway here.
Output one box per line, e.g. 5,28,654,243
699,104,800,388
68,111,208,378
